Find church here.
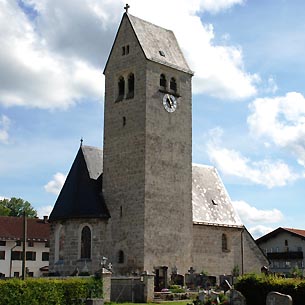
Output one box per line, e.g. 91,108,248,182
49,9,268,287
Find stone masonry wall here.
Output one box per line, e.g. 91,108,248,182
103,14,148,274
49,219,109,276
192,224,268,276
143,61,193,275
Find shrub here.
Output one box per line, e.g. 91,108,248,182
235,273,305,305
169,285,185,293
0,277,103,305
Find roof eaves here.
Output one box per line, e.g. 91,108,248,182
193,221,244,229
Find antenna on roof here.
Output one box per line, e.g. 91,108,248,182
124,3,130,13
80,137,83,147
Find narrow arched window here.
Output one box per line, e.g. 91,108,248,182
118,250,124,264
127,73,134,98
118,76,125,101
160,74,166,90
58,226,65,260
170,77,177,93
222,233,228,251
81,226,91,259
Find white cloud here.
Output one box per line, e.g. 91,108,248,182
44,172,66,195
232,200,283,224
37,205,53,218
129,0,258,100
0,115,10,144
207,127,299,187
0,0,257,110
248,225,274,239
232,199,282,239
0,0,107,109
200,0,245,14
248,92,305,166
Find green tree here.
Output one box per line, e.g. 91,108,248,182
0,197,37,218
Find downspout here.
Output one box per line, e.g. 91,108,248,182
241,227,244,275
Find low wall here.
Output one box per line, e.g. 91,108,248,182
111,275,154,303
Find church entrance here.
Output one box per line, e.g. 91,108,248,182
154,266,168,291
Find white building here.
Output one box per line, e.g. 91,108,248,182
256,227,305,276
0,216,50,278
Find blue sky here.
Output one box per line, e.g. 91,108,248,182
1,0,305,238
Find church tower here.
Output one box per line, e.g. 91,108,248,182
103,10,193,276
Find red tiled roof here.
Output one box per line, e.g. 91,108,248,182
0,216,50,241
283,228,305,238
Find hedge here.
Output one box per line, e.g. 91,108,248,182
235,273,305,305
0,277,103,305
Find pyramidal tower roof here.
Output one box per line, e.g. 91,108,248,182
49,145,109,221
104,13,193,75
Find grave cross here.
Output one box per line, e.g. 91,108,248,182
188,267,195,274
124,3,130,13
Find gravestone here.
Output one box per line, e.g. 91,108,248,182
219,275,233,291
266,292,292,305
226,289,246,305
198,291,206,303
185,267,196,289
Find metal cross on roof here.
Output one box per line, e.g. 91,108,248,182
124,3,130,13
80,137,83,147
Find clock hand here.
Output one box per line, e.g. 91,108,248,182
167,96,173,108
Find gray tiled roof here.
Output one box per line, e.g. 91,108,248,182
127,14,193,75
192,164,243,227
82,145,103,179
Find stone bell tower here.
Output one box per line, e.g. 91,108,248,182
103,9,193,276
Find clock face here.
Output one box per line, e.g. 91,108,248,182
162,94,177,113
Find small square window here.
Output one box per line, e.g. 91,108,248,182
122,46,126,55
26,251,36,261
16,240,21,246
45,241,50,248
42,252,49,261
0,241,6,246
28,241,34,247
0,251,5,260
12,251,22,260
14,272,19,277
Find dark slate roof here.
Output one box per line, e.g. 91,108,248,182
104,13,193,75
0,216,50,241
49,145,109,222
192,164,243,227
256,227,305,243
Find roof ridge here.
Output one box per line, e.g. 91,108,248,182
127,13,173,33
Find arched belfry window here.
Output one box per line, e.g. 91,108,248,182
81,226,91,259
118,76,125,101
170,77,177,93
127,73,134,99
160,74,166,90
222,233,228,251
118,250,125,264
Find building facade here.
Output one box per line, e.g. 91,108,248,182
0,216,50,277
257,227,305,276
49,11,268,285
